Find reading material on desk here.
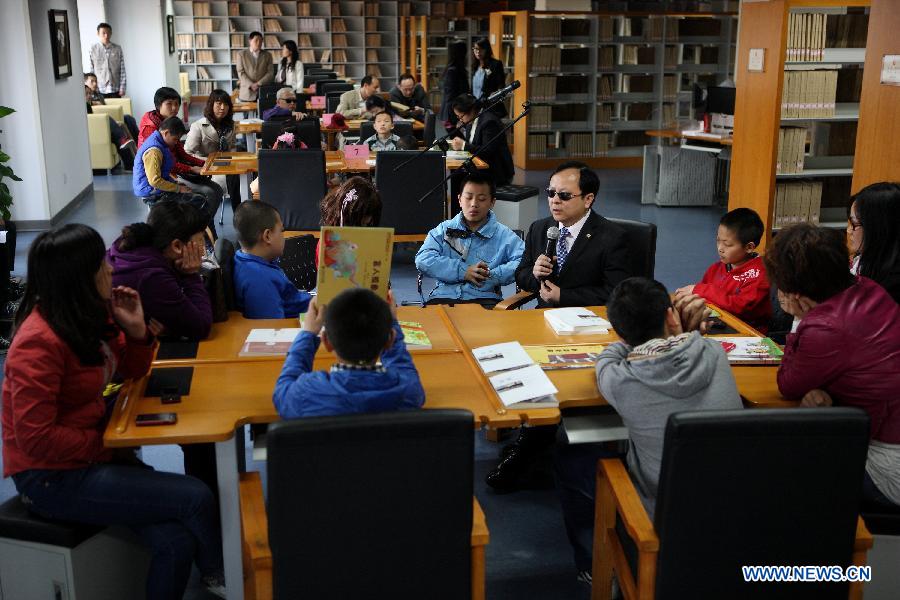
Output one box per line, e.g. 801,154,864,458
716,337,783,365
473,341,533,374
446,150,472,160
316,226,394,306
544,308,611,335
240,118,263,124
489,364,558,408
523,344,605,370
399,321,432,350
239,328,303,357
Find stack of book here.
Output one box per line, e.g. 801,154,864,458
333,49,348,63
531,76,556,101
262,3,282,16
333,18,347,33
333,34,348,48
645,17,664,42
367,49,379,63
264,19,283,33
662,104,676,128
598,17,614,42
528,134,550,159
367,65,382,78
663,75,679,98
564,133,593,158
230,33,243,47
598,47,615,69
300,49,316,63
176,34,193,50
598,75,614,100
532,47,561,73
531,17,562,42
716,337,783,365
197,65,211,79
195,34,209,49
264,35,280,49
774,181,823,228
178,50,194,65
298,18,326,32
619,17,642,37
228,2,239,16
195,18,215,33
366,33,381,46
596,104,613,128
193,2,211,16
297,2,310,16
530,106,552,130
776,127,807,174
786,12,827,61
664,45,679,67
196,50,214,64
545,308,611,335
197,81,214,95
781,71,838,118
364,2,380,17
596,133,612,157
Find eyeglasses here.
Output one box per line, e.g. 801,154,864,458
546,189,583,201
848,217,862,231
282,98,297,104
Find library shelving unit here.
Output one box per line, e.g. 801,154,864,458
489,9,737,171
728,0,871,249
174,0,401,98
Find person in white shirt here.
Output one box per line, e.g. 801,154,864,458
276,40,304,92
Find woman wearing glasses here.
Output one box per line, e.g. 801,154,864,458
448,93,514,186
847,182,900,304
185,89,241,213
472,38,508,118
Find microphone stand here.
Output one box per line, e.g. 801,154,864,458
391,91,516,173
415,101,532,203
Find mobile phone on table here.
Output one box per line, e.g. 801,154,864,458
135,412,178,426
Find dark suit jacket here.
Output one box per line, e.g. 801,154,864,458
475,57,508,118
439,65,470,122
515,211,630,308
455,111,514,185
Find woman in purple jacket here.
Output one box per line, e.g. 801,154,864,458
108,200,212,340
765,223,900,513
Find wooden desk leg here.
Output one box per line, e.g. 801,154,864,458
216,436,246,600
471,545,485,600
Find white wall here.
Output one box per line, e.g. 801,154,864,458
105,0,180,117
76,0,106,74
28,0,94,219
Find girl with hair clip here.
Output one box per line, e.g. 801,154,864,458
2,224,226,599
847,182,900,303
316,176,383,261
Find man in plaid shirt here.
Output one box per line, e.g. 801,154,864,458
89,22,126,98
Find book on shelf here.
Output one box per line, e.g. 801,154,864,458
596,132,612,157
787,12,868,62
531,47,561,72
564,133,593,159
663,75,679,98
367,65,382,78
298,18,327,33
230,50,241,64
196,50,214,64
178,51,194,65
619,16,641,37
598,75,614,99
528,133,550,159
334,65,346,77
365,18,377,32
332,18,347,33
398,321,431,350
523,344,606,370
176,34,193,50
598,46,615,69
366,49,379,62
228,2,239,17
811,121,857,156
531,76,556,101
625,103,653,121
776,127,807,175
826,13,868,48
197,65,211,79
332,49,347,63
530,106,552,130
774,181,823,228
596,104,613,128
297,33,312,47
239,328,302,357
531,17,561,42
598,17,614,42
365,2,380,17
716,337,783,365
300,49,316,63
366,33,381,46
229,19,237,33
331,1,341,17
264,34,280,49
193,2,211,17
684,46,719,65
230,33,243,47
664,45,679,67
263,19,283,33
262,3,283,17
319,48,331,62
645,17,664,42
332,34,348,48
197,81,214,95
297,2,311,17
544,308,611,335
662,104,677,128
316,227,394,307
195,18,215,33
196,32,209,47
781,71,838,119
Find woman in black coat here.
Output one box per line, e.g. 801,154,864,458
449,94,514,186
439,41,470,126
472,38,507,118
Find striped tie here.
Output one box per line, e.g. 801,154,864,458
556,226,570,272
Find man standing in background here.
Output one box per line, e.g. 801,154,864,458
236,31,274,102
89,22,126,98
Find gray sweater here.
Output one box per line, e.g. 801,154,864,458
596,332,743,518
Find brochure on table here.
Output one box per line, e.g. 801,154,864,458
240,328,302,356
544,307,611,335
472,341,559,408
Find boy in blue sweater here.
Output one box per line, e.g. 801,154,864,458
415,173,524,308
232,201,311,318
273,289,425,418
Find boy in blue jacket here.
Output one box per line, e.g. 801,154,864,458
415,173,524,308
232,201,311,318
273,289,425,418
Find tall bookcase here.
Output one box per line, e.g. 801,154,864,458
174,0,401,98
728,0,871,250
490,10,737,171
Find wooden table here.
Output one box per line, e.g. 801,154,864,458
233,118,426,151
232,101,257,114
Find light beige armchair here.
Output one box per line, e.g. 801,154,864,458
87,113,119,171
103,96,133,117
90,103,125,125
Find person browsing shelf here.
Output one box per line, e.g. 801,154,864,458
273,289,424,418
848,182,900,304
449,93,514,186
232,201,312,319
363,111,400,151
336,75,380,119
236,31,274,102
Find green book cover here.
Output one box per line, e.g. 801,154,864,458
399,321,432,349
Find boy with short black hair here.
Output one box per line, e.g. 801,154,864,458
557,278,742,581
363,111,400,151
232,201,311,319
675,207,771,332
273,289,424,418
415,173,524,308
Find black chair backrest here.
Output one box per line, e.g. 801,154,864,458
319,81,352,97
213,237,237,311
424,110,437,147
257,149,327,230
325,92,342,114
258,83,290,117
267,410,474,600
262,119,322,150
279,234,318,291
375,151,446,235
607,217,657,279
653,408,869,600
359,121,414,143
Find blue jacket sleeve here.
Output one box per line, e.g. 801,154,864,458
415,226,465,284
381,321,425,408
485,229,525,289
241,274,287,319
273,331,320,418
278,272,311,318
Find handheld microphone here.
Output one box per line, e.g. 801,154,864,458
540,226,560,281
485,80,521,104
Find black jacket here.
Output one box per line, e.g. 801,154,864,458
455,111,514,185
515,212,631,308
439,65,470,122
474,57,508,118
389,84,431,113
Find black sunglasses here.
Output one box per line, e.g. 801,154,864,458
282,98,297,104
546,189,583,201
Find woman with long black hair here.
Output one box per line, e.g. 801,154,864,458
472,37,507,118
848,182,900,303
1,224,225,599
276,40,304,91
439,40,470,127
186,89,242,212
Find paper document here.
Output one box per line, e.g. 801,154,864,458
523,344,605,370
489,364,559,407
544,307,611,335
473,341,533,374
239,328,302,356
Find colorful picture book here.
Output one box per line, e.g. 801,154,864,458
523,344,606,370
716,337,784,365
399,321,432,350
316,227,394,306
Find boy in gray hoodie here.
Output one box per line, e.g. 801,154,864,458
559,277,742,583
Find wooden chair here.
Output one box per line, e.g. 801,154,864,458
495,216,658,310
592,408,873,600
238,410,487,600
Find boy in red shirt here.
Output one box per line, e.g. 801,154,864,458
675,208,772,332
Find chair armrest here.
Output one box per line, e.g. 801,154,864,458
599,459,659,552
239,472,272,565
494,290,537,311
472,497,489,547
854,516,873,552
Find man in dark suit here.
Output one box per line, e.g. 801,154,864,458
515,161,630,307
449,94,514,186
487,162,631,493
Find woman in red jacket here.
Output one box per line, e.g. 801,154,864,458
1,224,225,599
766,224,900,514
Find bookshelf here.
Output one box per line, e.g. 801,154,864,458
174,0,401,98
490,10,737,171
729,0,872,249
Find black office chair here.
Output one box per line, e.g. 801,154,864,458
424,110,437,147
318,81,352,97
213,237,237,311
258,83,290,117
359,121,414,142
280,234,318,291
593,408,872,600
257,149,326,230
262,410,475,599
607,217,657,279
325,92,343,114
375,151,446,235
261,119,322,150
313,78,341,95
